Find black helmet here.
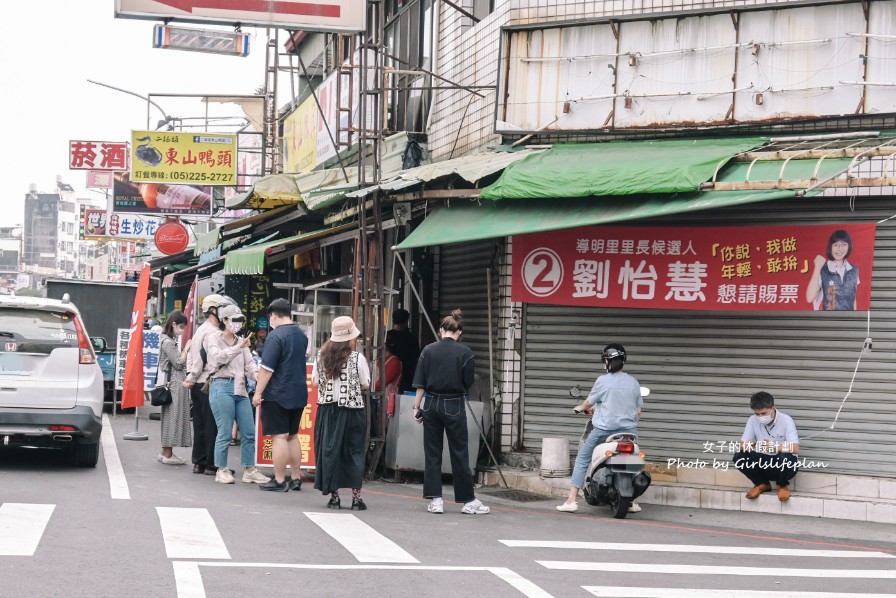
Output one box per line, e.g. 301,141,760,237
602,343,627,363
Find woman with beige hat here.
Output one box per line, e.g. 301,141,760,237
311,316,371,510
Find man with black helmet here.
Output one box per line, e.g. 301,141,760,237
557,343,644,513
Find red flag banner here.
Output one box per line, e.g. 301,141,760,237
181,276,198,348
120,264,152,409
512,223,876,311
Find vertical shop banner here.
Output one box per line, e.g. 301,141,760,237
129,130,237,185
114,330,162,391
120,265,153,408
256,364,318,469
512,223,876,311
245,275,271,333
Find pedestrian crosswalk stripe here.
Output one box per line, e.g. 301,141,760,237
539,561,896,579
305,512,419,563
501,540,895,559
583,587,896,598
0,503,55,556
156,507,230,560
101,414,129,500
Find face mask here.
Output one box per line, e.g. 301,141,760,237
757,414,773,425
228,322,243,334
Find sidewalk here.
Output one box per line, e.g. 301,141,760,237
479,463,896,524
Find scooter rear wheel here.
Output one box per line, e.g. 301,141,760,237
610,495,631,519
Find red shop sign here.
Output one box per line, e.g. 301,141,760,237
255,364,318,470
153,221,190,255
512,223,876,311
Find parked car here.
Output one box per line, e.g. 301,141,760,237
0,293,105,467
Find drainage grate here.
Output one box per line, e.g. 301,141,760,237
480,489,552,503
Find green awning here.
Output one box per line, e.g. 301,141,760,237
479,137,767,199
395,189,800,250
194,228,221,255
224,224,354,275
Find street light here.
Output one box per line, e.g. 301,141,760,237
86,79,176,130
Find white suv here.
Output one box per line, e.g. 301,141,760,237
0,294,105,467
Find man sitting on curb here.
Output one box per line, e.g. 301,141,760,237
733,391,800,502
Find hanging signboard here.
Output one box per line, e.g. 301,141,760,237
86,170,115,189
512,223,876,311
281,49,375,173
114,328,162,391
80,206,164,241
129,130,237,185
116,0,366,33
69,140,129,171
113,172,213,217
255,364,318,469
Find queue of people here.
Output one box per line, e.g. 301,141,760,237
152,298,801,516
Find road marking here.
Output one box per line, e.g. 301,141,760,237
173,562,206,598
539,561,896,579
305,512,419,563
490,567,555,598
0,503,55,556
101,414,129,500
156,507,231,560
174,562,553,598
501,540,895,559
584,588,896,598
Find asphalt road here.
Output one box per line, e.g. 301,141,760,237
1,412,895,598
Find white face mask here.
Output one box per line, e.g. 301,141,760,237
228,322,243,334
757,414,773,425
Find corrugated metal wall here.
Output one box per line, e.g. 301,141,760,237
522,195,896,477
438,241,501,385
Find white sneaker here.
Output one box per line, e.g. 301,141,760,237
158,453,186,465
215,468,235,484
556,502,578,513
427,499,444,514
242,467,271,484
461,498,490,515
628,502,642,513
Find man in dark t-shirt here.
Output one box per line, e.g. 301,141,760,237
253,298,308,492
385,308,420,392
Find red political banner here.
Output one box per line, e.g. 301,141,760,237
512,223,876,311
120,264,152,409
181,276,198,348
255,364,318,469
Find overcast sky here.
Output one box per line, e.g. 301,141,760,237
1,1,270,226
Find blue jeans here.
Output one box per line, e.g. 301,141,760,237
209,378,256,469
571,427,636,489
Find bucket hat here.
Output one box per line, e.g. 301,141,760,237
330,316,360,342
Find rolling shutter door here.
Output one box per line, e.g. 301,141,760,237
522,196,896,477
438,240,500,385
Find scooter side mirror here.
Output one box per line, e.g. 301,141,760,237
569,386,581,398
640,386,650,397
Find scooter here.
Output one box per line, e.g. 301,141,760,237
571,386,652,519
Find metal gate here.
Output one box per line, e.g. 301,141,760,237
522,196,896,477
438,240,500,391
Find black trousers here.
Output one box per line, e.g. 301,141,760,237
421,395,475,503
733,451,799,486
190,385,218,468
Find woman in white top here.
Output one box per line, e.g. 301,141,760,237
206,305,269,486
311,316,370,510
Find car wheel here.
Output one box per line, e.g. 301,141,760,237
72,442,100,468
